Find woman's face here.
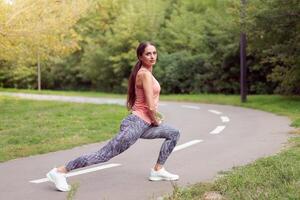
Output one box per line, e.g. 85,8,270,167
139,45,157,67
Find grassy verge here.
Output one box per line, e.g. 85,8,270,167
166,137,300,199
0,95,128,162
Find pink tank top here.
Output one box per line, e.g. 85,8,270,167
132,69,161,124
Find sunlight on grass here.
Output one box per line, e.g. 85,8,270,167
0,96,128,162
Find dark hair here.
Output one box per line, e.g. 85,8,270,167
126,41,155,110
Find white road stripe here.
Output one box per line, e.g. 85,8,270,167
181,105,200,110
210,126,226,134
208,110,222,115
173,140,203,152
30,163,121,184
221,116,230,123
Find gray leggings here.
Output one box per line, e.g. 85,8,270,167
65,114,180,171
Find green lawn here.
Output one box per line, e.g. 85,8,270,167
165,136,300,199
0,88,299,199
0,95,128,162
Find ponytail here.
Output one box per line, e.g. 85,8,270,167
127,60,142,110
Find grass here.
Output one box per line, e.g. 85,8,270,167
0,95,128,162
67,182,80,200
166,137,300,200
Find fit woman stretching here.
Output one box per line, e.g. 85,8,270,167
47,41,180,192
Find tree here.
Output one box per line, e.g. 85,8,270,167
156,0,240,93
69,0,168,92
0,0,90,90
246,0,300,94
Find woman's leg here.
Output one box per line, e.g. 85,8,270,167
140,123,180,181
141,123,180,166
65,114,150,171
47,114,150,191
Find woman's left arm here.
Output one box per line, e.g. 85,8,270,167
141,71,161,126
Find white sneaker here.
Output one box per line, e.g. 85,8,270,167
46,168,71,192
149,168,179,181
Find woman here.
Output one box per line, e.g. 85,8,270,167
47,42,180,192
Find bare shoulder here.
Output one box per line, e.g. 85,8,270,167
136,69,152,88
137,69,151,80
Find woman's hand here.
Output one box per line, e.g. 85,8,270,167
151,112,163,126
155,112,164,122
151,118,162,126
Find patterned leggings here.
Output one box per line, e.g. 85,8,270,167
65,114,180,171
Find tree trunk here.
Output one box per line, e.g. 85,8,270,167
37,52,41,91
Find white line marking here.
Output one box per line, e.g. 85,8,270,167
29,163,121,184
173,140,203,152
210,126,226,134
208,109,222,115
181,105,200,110
221,116,230,123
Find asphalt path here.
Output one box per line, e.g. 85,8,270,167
0,92,294,200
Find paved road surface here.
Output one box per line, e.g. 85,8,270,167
0,92,294,200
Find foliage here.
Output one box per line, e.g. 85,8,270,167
0,0,90,88
246,0,300,95
0,0,299,95
155,51,205,93
0,95,128,162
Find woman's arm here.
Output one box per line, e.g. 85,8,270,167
141,71,161,126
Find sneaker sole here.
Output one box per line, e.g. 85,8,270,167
149,176,179,181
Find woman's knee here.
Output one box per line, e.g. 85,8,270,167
170,128,180,142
